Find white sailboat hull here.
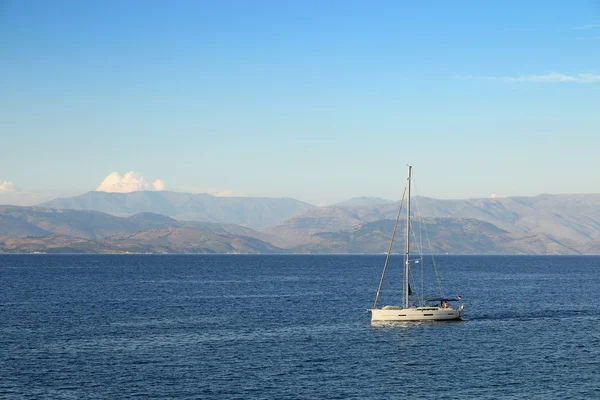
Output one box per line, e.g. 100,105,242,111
369,306,464,322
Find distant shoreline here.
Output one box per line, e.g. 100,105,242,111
2,252,600,256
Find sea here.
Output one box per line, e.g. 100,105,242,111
1,254,599,399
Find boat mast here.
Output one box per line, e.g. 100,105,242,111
404,165,412,308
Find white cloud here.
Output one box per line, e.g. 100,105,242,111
214,189,236,197
571,36,600,41
511,73,600,83
0,181,56,206
152,179,165,191
0,180,16,193
96,171,166,193
460,72,600,84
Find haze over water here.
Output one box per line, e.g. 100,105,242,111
2,254,599,399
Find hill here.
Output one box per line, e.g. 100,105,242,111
105,227,281,254
0,206,155,239
285,218,584,254
0,206,280,254
265,193,600,254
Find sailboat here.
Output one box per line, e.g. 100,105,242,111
368,165,464,322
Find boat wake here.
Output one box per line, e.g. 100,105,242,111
468,309,600,322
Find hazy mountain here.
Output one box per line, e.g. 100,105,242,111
334,197,394,207
287,217,585,255
181,221,274,243
0,206,154,239
287,218,509,254
40,191,314,229
0,206,280,253
105,227,281,254
268,193,600,245
264,206,366,243
0,229,280,254
265,203,400,243
0,214,49,237
412,194,600,242
4,193,600,254
0,234,112,254
264,193,600,254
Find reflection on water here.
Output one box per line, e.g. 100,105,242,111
371,319,465,327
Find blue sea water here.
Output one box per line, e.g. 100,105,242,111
1,254,599,399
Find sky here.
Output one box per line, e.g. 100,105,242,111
1,0,599,206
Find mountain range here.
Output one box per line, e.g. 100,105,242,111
0,206,279,253
2,191,600,254
267,193,600,249
41,191,314,229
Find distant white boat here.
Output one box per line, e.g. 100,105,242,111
368,165,464,322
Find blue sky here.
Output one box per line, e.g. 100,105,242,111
1,0,599,205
